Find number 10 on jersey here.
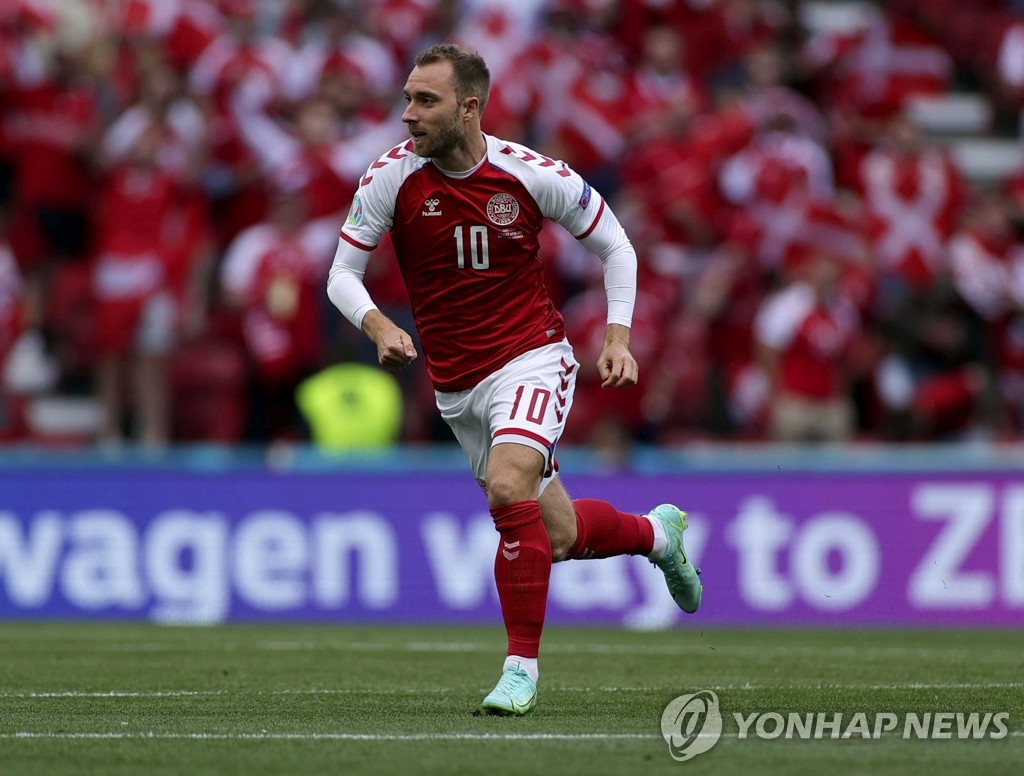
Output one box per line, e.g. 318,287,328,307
454,225,490,269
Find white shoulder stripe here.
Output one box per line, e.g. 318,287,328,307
359,139,421,187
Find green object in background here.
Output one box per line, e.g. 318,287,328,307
296,363,402,449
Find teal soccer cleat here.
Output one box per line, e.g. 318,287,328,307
648,504,702,613
481,665,538,716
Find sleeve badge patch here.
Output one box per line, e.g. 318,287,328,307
346,194,364,226
579,181,592,210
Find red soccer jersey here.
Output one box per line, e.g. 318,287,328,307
756,282,860,400
0,240,21,361
8,81,96,208
95,164,178,257
222,218,337,381
340,135,607,391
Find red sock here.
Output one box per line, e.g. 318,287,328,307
567,499,655,559
491,500,551,659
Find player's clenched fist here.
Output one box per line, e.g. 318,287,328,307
598,324,638,388
361,310,418,370
598,344,638,388
377,329,417,370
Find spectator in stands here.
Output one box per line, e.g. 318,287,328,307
561,273,666,447
111,0,226,76
6,40,100,366
103,60,208,185
623,24,708,144
994,17,1024,126
92,120,209,448
0,209,20,366
231,67,400,222
1005,169,1024,433
800,5,954,119
687,239,771,438
536,35,633,196
850,115,964,311
0,208,28,440
755,245,861,443
946,193,1024,435
88,62,212,448
284,0,399,106
616,0,789,89
370,0,451,69
733,40,828,143
220,186,337,441
870,206,992,442
188,0,294,241
1,0,1024,447
712,109,847,301
478,0,599,142
617,96,754,289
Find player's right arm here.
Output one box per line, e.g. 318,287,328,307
327,157,418,371
327,231,418,371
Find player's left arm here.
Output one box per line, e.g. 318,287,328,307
579,210,639,388
524,150,639,387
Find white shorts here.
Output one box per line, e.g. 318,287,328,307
136,291,176,355
435,340,578,494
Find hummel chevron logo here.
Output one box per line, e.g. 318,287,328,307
502,541,521,561
559,359,575,392
500,146,571,176
360,142,414,185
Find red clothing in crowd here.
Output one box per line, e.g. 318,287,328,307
6,79,98,265
803,10,953,115
756,281,860,401
221,215,336,384
0,239,21,361
855,144,963,289
91,163,205,354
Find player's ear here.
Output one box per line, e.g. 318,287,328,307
462,95,479,122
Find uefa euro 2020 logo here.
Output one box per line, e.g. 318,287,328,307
660,690,723,762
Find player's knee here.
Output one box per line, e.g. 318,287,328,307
485,467,538,507
548,528,575,562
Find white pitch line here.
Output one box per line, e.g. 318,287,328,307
2,732,653,741
2,681,1022,699
70,640,1024,663
1,690,230,699
257,641,695,655
824,682,1024,690
1,731,1022,742
0,689,453,699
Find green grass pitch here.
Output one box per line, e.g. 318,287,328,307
0,623,1021,775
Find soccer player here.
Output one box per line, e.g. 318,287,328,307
327,43,702,716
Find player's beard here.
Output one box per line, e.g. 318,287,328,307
423,107,464,160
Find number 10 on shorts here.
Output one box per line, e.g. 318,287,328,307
510,386,551,424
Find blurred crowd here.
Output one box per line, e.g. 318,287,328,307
1,0,1024,451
